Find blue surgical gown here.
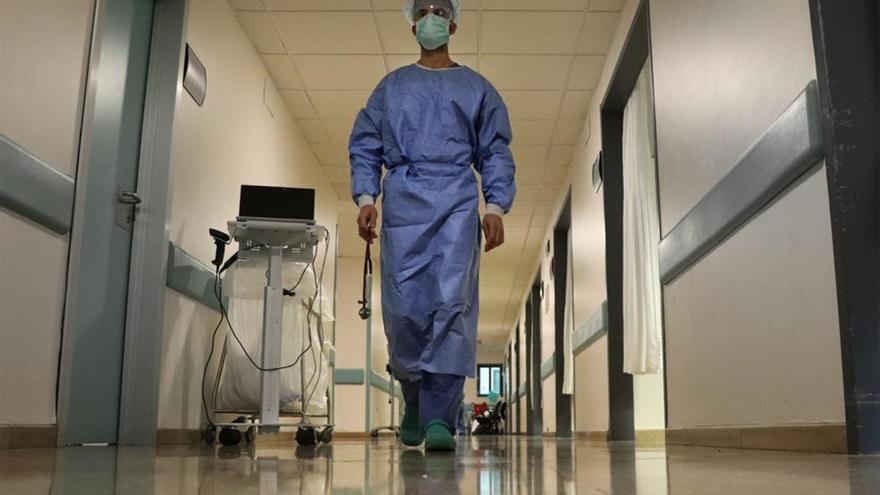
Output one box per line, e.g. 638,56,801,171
349,63,516,380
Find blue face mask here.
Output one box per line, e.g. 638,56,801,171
415,14,451,50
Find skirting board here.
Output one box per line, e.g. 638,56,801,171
0,426,58,449
635,430,666,445
155,429,372,445
156,429,202,445
666,424,847,454
574,431,609,441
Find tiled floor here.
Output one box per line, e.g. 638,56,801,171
1,435,879,494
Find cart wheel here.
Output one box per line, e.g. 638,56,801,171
318,427,333,444
245,426,257,445
204,426,217,445
219,427,242,446
295,426,317,446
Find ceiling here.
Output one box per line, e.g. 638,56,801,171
229,0,623,344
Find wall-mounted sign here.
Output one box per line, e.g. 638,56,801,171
183,44,206,107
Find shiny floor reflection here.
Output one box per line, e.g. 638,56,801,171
2,435,879,494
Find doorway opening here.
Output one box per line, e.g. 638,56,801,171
552,192,573,437
525,277,543,435
599,0,661,441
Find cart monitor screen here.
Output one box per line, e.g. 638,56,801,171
239,185,315,221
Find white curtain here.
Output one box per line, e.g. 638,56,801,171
622,63,664,375
562,228,575,394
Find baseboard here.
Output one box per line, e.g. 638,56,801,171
0,425,57,449
574,431,608,441
666,424,847,453
332,432,372,440
635,429,666,442
156,429,202,445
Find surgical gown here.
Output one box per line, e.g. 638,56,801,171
349,63,516,381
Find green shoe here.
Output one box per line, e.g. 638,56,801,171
424,420,456,452
400,406,423,446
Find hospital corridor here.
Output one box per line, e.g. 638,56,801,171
1,0,879,493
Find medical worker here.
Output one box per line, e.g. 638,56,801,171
349,0,516,451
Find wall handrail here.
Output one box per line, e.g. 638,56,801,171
658,81,824,283
0,133,75,234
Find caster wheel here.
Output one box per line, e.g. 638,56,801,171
318,427,333,444
245,426,257,445
295,426,317,446
219,427,242,446
203,426,217,445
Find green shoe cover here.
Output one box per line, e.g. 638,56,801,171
400,406,423,446
424,420,456,452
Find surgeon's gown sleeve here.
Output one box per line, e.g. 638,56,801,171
475,87,516,214
349,80,385,203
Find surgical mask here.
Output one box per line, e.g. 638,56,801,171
415,13,450,50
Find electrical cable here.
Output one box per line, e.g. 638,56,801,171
301,229,332,421
201,267,226,427
200,227,331,428
284,237,320,296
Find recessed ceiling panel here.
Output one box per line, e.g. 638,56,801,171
482,11,582,54
294,55,386,90
274,12,381,54
481,55,571,90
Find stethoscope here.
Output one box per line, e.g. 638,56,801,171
358,241,373,320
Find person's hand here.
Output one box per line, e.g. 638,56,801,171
482,214,504,252
357,205,378,243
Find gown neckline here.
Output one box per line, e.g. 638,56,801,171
414,62,463,71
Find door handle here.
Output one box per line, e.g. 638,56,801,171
118,191,142,205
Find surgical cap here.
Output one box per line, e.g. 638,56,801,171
403,0,461,25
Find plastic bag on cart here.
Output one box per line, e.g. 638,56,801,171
214,256,335,416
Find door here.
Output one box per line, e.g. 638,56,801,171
553,195,573,437
514,323,521,434
57,0,155,445
528,278,543,435
525,299,534,435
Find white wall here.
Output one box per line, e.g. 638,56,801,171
508,0,845,437
542,374,556,434
506,0,642,435
334,257,368,432
156,0,338,430
0,0,94,425
633,373,665,431
651,0,845,429
573,335,609,433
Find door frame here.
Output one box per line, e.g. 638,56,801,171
524,297,534,435
514,322,521,434
56,0,188,446
552,191,573,437
117,0,189,445
528,277,543,435
599,0,652,442
808,0,880,454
